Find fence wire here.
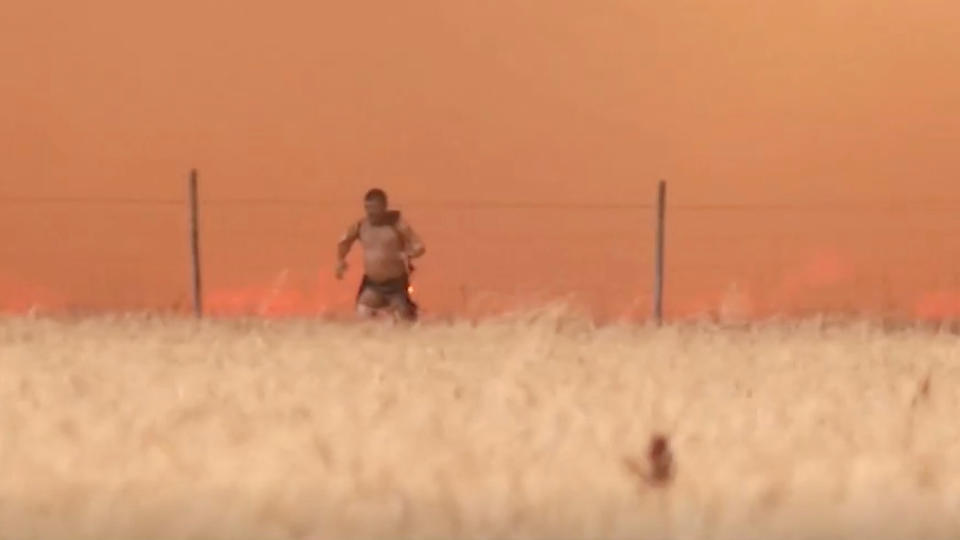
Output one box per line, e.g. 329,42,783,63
1,195,959,321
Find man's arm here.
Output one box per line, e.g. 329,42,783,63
335,221,361,279
397,219,425,259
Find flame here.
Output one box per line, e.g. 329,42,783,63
914,291,960,321
206,286,317,316
203,270,338,317
672,251,855,320
778,251,853,296
0,276,62,313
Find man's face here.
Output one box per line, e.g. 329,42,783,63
364,198,387,220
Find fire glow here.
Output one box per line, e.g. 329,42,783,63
2,267,960,321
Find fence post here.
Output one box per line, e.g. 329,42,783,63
653,180,666,325
188,169,203,317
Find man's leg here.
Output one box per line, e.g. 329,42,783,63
387,293,417,322
357,288,385,319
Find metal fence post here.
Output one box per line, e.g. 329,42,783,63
653,180,666,325
188,169,203,317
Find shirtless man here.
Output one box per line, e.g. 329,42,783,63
335,189,425,320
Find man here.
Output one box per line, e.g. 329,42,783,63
335,188,425,320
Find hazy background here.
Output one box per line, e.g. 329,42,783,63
1,0,958,319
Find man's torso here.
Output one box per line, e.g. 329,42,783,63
357,216,408,282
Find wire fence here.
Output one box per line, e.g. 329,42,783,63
2,191,960,321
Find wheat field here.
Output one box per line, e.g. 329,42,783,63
1,310,959,540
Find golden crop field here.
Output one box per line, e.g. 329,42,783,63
1,310,959,540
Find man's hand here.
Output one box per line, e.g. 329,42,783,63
336,221,360,280
335,259,348,280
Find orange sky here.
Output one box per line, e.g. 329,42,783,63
1,0,959,320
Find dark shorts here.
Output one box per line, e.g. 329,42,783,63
357,275,418,318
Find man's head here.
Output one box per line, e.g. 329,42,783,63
364,188,388,220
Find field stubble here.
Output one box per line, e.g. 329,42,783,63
1,309,959,539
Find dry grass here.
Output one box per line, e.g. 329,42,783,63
1,310,960,539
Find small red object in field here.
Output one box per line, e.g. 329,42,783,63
648,434,673,485
623,433,674,490
911,372,932,408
